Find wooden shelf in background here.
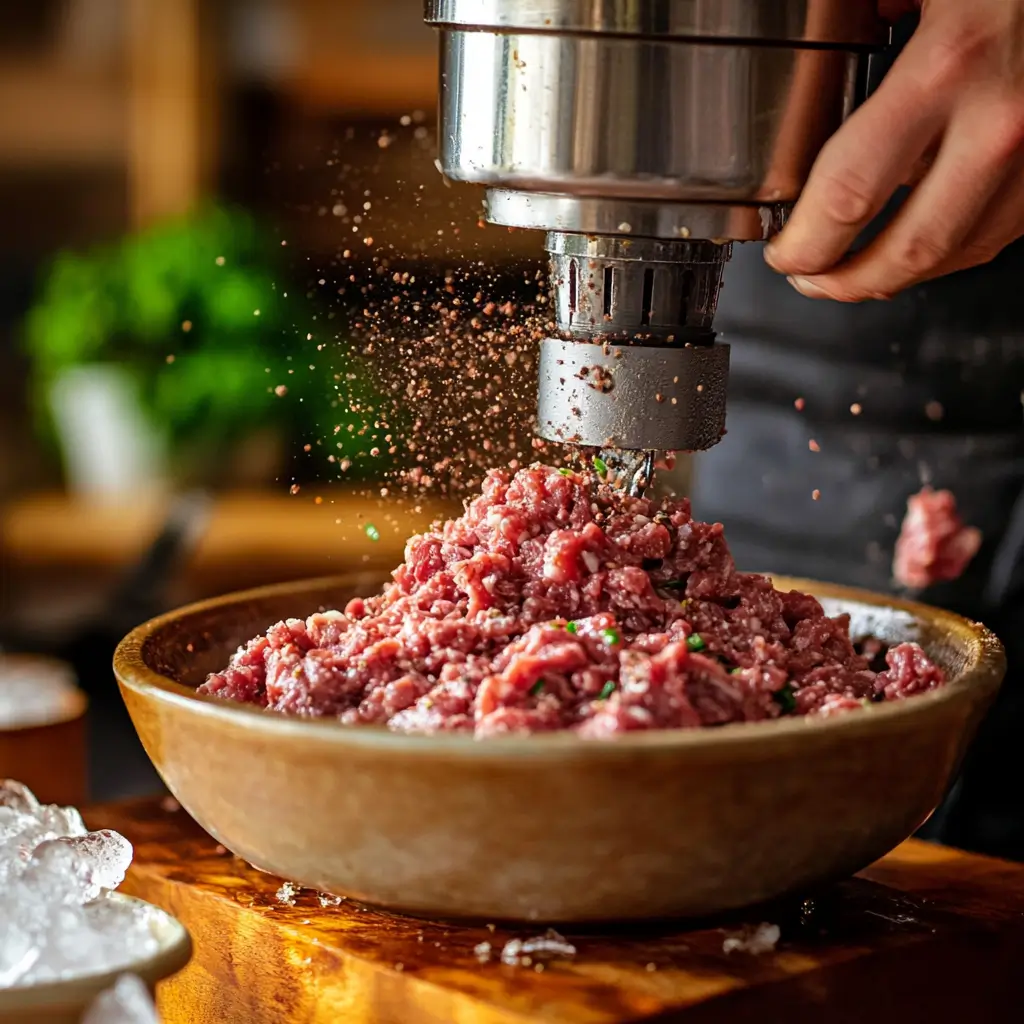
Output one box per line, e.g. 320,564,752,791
0,63,124,166
1,490,458,594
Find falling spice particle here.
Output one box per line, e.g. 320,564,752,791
365,523,380,542
165,354,175,364
274,385,288,397
794,397,805,411
812,489,821,501
850,403,862,416
181,320,192,332
925,401,944,422
808,439,820,452
290,484,301,495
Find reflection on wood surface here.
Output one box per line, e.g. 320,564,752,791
87,796,1024,1024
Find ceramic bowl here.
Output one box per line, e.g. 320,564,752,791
114,574,1004,922
0,893,191,1024
0,655,88,806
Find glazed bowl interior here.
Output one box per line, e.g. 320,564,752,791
115,574,1004,922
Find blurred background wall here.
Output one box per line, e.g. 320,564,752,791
0,0,556,801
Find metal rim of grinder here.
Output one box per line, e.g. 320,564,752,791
425,0,885,456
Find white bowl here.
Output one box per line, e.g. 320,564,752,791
0,893,191,1024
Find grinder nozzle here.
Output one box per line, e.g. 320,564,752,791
538,232,731,458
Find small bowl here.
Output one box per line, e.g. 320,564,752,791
114,574,1004,922
0,893,192,1024
0,655,88,806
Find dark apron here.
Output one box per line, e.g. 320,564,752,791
691,16,1024,860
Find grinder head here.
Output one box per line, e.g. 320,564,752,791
538,233,731,453
425,0,883,458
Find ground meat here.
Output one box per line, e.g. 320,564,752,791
199,465,946,736
893,486,982,590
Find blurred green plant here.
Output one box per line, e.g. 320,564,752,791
22,204,383,482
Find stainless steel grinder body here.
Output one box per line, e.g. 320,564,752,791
425,1,883,455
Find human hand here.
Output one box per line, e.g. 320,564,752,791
763,0,1024,302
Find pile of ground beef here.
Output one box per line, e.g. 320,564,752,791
893,486,982,591
199,465,945,737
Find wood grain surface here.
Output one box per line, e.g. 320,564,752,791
87,798,1024,1023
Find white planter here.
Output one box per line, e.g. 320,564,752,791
48,365,167,500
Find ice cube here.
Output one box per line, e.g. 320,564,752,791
722,922,780,955
82,973,161,1024
37,803,88,839
275,881,298,906
64,831,133,892
22,839,95,905
0,779,40,814
24,831,132,905
0,924,40,987
500,929,576,966
0,780,150,990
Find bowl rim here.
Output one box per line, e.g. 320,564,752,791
114,573,1006,757
0,891,192,1011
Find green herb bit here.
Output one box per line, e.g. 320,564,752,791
592,456,608,477
662,580,686,590
730,667,743,675
686,633,705,652
558,467,572,476
364,523,380,542
529,680,545,697
565,621,578,634
602,628,620,645
773,684,797,714
597,681,616,701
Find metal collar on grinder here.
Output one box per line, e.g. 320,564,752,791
538,232,730,457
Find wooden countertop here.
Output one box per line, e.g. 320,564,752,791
89,797,1024,1023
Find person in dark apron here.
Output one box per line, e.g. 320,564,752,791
694,4,1024,860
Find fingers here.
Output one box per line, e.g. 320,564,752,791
921,150,1024,279
785,95,1024,301
902,141,940,188
764,23,956,277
